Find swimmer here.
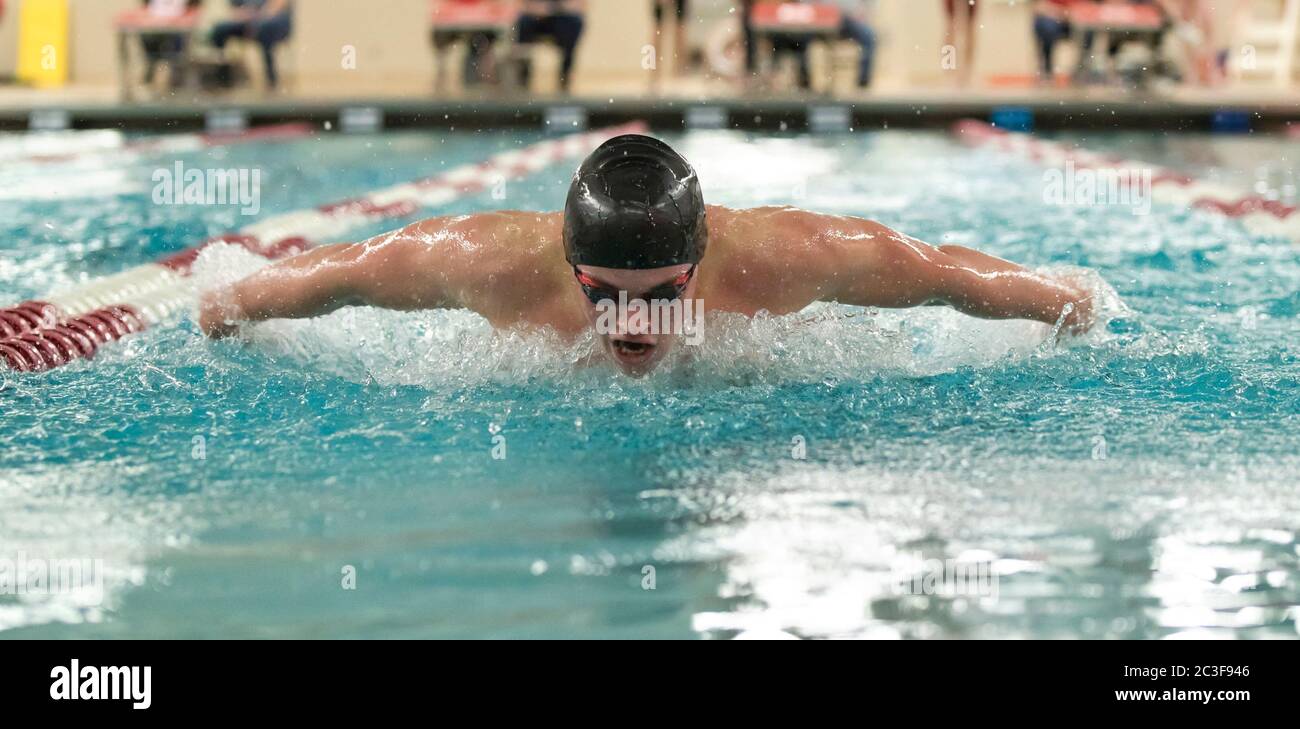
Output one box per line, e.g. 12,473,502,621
200,134,1096,376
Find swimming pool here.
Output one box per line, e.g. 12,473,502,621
1,126,1297,639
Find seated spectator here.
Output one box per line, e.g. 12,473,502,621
771,30,814,91
432,0,506,89
1033,0,1096,84
834,0,877,89
761,1,877,92
138,0,202,89
516,0,587,93
210,0,293,90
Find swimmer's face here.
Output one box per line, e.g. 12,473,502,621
573,263,699,377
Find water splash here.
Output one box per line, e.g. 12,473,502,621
191,243,1128,390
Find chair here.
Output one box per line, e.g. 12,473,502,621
749,2,843,94
430,0,517,94
114,3,203,100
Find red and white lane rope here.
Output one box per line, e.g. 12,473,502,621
953,119,1300,240
0,122,647,372
4,123,316,166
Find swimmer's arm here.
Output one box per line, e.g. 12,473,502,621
798,214,1094,334
198,217,472,338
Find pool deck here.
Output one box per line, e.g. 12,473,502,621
1,81,1298,133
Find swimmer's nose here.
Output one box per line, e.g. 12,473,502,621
608,314,658,342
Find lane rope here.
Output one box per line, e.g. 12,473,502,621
953,119,1300,241
4,123,316,166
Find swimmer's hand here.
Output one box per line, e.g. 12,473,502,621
1046,271,1097,339
198,289,246,339
1057,281,1096,339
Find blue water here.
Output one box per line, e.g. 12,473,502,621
1,128,1297,638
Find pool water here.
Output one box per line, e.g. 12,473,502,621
1,128,1297,639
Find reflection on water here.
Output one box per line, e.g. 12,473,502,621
670,460,1298,639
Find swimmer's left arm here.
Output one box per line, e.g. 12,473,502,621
788,211,1095,334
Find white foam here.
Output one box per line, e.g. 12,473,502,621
0,461,193,632
0,168,145,201
0,130,125,163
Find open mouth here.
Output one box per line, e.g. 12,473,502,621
611,339,656,364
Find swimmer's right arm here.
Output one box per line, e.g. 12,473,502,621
199,216,482,338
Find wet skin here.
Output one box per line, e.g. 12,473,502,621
200,205,1095,376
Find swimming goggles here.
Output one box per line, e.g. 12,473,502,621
573,266,696,306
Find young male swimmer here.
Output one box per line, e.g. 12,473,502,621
200,134,1095,377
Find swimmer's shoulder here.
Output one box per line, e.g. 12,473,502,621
707,205,830,242
468,210,568,287
702,206,811,306
705,205,828,264
702,205,891,309
708,205,891,258
417,210,562,267
432,210,561,247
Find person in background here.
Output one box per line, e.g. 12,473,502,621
834,0,878,89
432,0,504,89
767,1,876,92
210,0,293,91
517,0,587,93
652,0,691,87
766,0,814,91
740,0,759,86
1210,0,1252,84
1032,0,1097,85
139,0,202,90
942,0,979,85
1166,0,1218,85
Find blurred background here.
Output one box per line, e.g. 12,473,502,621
0,0,1293,112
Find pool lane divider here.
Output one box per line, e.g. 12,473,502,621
10,123,316,166
953,119,1300,241
0,122,647,372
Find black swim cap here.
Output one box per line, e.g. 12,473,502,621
564,134,706,270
